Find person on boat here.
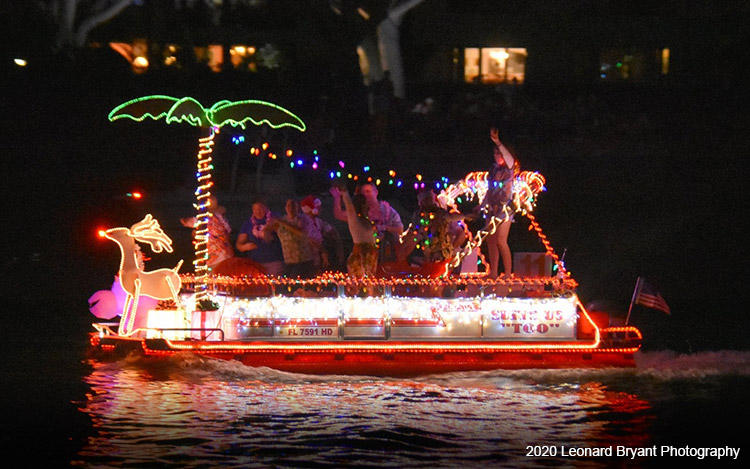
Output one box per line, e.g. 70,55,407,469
271,198,318,278
236,199,285,276
481,127,517,278
301,195,344,273
330,184,379,277
400,189,467,266
356,182,403,265
180,195,234,269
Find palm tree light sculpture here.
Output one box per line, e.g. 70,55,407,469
109,96,306,310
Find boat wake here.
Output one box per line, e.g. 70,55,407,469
634,349,750,378
118,351,380,384
104,349,750,386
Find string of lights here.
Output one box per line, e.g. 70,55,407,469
193,128,218,306
179,271,578,292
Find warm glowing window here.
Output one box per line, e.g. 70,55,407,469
229,44,258,71
109,40,149,74
464,47,527,84
163,44,180,67
194,45,224,72
661,48,670,75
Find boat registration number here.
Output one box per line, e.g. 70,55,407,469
278,326,338,337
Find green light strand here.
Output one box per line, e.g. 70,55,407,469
108,95,306,131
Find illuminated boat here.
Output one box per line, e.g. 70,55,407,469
89,273,642,376
87,172,642,376
88,96,641,375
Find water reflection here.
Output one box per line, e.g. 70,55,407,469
75,353,656,467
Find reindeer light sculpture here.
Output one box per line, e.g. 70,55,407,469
103,215,184,336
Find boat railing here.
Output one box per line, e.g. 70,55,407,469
599,326,643,347
180,272,577,300
92,322,120,337
93,322,227,342
153,328,226,341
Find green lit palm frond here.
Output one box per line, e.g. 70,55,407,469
209,100,306,131
108,95,209,127
166,97,210,127
108,95,181,123
109,96,305,132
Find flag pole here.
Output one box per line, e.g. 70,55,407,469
625,277,642,326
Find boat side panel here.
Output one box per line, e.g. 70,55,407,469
229,350,637,376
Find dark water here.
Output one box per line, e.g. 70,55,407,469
6,316,747,468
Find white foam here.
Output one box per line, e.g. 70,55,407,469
112,349,750,386
634,349,750,378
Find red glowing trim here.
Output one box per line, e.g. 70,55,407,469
141,346,642,361
601,326,643,340
155,331,603,353
390,318,443,327
525,212,570,278
575,298,601,345
344,318,384,326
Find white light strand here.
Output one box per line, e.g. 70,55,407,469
436,171,546,274
193,128,218,305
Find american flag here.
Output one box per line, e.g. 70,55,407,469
633,277,671,315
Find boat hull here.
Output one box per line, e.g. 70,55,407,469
90,334,639,376
88,275,642,376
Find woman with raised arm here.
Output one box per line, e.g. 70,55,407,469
482,128,517,278
330,184,379,277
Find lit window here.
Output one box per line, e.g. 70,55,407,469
109,39,149,74
194,45,224,72
464,48,480,83
464,47,527,84
661,48,670,75
163,44,180,67
229,44,257,71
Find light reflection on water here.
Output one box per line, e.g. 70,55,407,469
73,352,683,468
